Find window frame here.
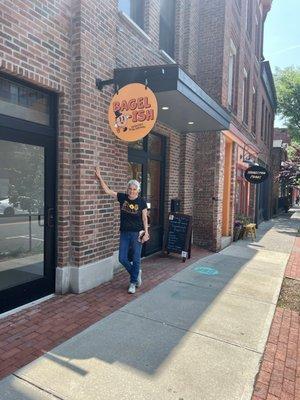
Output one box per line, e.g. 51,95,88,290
118,0,145,30
242,68,250,125
254,13,261,61
246,0,253,40
260,98,265,140
251,85,257,135
227,39,237,110
159,0,176,58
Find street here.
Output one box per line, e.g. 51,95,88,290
0,216,43,254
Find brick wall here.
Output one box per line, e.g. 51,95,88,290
193,131,224,251
0,0,74,268
197,0,226,102
179,134,197,215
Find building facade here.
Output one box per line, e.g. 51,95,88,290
272,128,299,213
0,0,275,313
196,0,276,233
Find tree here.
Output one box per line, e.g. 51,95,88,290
275,67,300,139
0,141,44,212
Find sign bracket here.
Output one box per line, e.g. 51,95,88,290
95,78,116,91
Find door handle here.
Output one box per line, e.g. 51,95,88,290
38,214,44,227
46,208,55,228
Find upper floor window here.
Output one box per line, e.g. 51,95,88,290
242,68,249,124
235,0,242,12
246,0,253,39
251,86,257,134
159,0,176,58
261,99,265,140
118,0,145,29
264,105,269,143
254,14,261,60
227,40,237,110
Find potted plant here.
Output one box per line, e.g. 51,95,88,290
234,214,252,241
233,220,243,241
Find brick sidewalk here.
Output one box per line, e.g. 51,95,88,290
0,247,210,381
285,237,300,281
252,235,300,400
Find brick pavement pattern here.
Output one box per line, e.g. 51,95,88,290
285,237,300,281
0,247,210,381
251,236,300,400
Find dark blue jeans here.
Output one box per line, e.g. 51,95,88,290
119,231,142,284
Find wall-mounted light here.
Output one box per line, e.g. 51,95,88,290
161,106,169,110
188,121,194,125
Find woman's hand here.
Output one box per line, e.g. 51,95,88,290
143,232,150,242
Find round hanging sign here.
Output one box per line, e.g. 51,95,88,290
108,83,158,142
244,165,269,184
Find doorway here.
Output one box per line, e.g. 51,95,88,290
222,138,233,237
128,132,166,256
0,74,56,313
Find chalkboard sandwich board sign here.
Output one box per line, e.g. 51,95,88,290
164,213,193,262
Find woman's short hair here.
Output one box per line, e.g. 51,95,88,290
127,179,141,192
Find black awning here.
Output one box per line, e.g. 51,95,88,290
114,64,231,133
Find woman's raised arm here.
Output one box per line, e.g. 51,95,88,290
95,166,117,198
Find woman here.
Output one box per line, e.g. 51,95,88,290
95,166,149,294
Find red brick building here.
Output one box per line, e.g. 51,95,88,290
272,128,299,212
0,0,276,312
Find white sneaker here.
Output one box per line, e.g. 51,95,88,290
128,283,136,294
136,269,142,288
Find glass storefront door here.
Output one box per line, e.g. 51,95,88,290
0,137,55,313
128,132,165,256
0,140,45,291
0,74,56,313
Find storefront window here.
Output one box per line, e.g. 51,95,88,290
147,160,161,226
148,134,162,156
128,139,144,150
0,140,45,291
0,77,50,125
128,162,142,181
236,168,249,216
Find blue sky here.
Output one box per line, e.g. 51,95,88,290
264,0,300,70
264,0,300,127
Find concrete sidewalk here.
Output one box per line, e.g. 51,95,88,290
0,215,298,400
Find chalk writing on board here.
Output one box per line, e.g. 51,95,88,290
165,213,192,261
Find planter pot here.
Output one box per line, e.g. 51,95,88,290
233,225,242,241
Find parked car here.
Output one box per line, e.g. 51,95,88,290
0,198,28,217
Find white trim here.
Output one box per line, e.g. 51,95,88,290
118,11,152,43
227,40,237,106
230,39,237,55
159,49,176,64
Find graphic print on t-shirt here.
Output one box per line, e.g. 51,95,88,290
122,200,139,214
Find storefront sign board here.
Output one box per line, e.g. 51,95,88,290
108,83,158,142
244,165,269,184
